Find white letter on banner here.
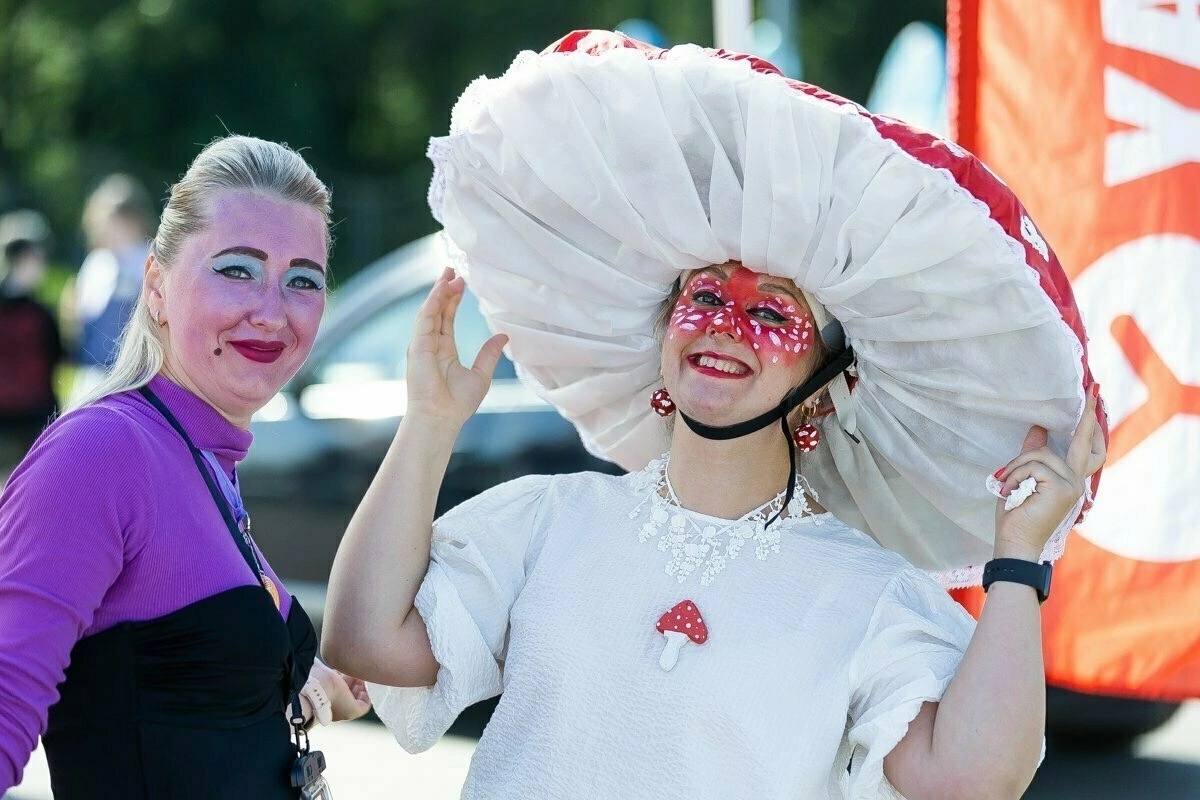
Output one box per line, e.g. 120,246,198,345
1101,0,1200,69
1073,234,1200,562
1104,67,1200,187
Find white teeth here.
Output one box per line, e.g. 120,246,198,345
696,355,748,374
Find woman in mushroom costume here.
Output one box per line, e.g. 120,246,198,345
324,30,1108,799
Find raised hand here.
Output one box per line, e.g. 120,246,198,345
404,266,508,430
993,386,1107,558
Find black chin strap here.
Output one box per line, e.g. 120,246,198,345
678,345,855,526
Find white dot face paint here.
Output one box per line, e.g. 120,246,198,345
668,266,816,369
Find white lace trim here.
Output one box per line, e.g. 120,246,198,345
429,51,539,224
426,135,460,224
928,487,1085,590
628,454,822,586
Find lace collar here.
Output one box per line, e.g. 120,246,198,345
628,454,824,586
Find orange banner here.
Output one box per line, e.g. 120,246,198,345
949,0,1200,700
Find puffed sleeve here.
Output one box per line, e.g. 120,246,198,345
366,474,554,752
844,569,977,799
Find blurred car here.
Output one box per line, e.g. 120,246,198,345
240,234,620,588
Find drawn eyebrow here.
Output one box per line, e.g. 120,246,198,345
758,282,804,305
212,245,268,261
211,246,326,274
694,265,730,280
288,257,326,274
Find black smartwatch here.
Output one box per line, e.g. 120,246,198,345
981,558,1053,603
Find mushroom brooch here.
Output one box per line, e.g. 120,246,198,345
655,600,708,671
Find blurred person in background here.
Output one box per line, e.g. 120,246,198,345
324,32,1108,800
66,173,155,404
0,210,63,456
0,135,369,799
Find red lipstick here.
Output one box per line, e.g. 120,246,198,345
228,339,286,364
687,351,752,379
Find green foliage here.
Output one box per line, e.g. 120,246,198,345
799,0,944,101
0,0,942,274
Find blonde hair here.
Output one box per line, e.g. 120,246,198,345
81,173,154,248
68,135,332,412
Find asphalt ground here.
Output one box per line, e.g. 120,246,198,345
8,701,1199,799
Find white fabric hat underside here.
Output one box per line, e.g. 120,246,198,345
431,46,1086,586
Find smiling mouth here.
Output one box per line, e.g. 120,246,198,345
687,352,751,378
228,340,286,364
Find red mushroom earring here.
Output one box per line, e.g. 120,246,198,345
791,423,820,452
655,600,708,671
791,407,821,452
650,388,676,417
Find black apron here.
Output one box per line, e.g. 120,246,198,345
43,387,317,799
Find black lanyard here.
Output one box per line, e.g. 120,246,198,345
138,385,325,783
137,387,274,599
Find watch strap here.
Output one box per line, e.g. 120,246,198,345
982,558,1052,603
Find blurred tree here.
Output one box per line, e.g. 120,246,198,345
0,0,942,274
799,0,944,102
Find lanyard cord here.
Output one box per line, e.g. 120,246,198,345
139,385,311,745
676,346,855,526
137,387,267,583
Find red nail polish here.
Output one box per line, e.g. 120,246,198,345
993,467,1007,480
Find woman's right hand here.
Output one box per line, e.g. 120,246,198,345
405,266,508,430
299,659,372,726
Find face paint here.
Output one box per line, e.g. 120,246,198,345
668,266,815,366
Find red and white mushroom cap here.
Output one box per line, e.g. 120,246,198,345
655,600,708,671
428,29,1104,587
656,600,708,644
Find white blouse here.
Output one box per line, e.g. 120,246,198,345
367,463,984,799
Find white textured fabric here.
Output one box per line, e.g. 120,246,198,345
428,42,1089,582
366,470,1018,799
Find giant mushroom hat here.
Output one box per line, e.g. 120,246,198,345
428,30,1106,587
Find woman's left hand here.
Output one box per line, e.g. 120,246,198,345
993,387,1107,558
300,658,372,726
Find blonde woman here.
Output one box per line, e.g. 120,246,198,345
0,136,368,799
325,33,1108,799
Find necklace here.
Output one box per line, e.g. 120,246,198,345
628,454,819,586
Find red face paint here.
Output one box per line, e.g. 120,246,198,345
668,266,815,367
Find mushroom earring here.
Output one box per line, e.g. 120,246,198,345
655,599,708,671
791,405,821,453
650,388,676,417
791,422,820,452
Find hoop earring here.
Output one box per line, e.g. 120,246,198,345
651,388,676,417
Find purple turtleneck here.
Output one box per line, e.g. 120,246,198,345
0,375,293,790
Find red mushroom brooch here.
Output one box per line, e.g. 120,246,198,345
655,600,708,671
